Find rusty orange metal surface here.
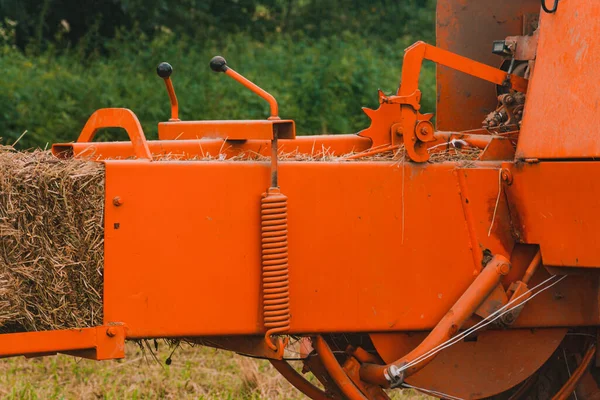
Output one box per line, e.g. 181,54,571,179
517,0,600,159
436,0,541,131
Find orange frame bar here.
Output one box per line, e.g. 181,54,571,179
0,325,126,360
399,41,529,97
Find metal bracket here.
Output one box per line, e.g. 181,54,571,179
379,89,422,110
0,324,126,360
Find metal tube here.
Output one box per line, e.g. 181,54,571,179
522,250,542,285
163,78,180,121
314,336,368,400
360,255,511,387
270,360,331,400
225,68,280,119
552,345,596,400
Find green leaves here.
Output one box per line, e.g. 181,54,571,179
0,31,436,148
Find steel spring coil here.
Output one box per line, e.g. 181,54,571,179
261,188,290,350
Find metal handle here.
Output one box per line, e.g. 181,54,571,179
210,56,280,120
156,62,180,121
76,108,152,160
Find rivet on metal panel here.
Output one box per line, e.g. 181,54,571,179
501,169,513,185
112,196,123,206
106,327,117,337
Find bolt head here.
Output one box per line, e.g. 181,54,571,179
112,196,123,207
498,262,511,275
501,169,513,185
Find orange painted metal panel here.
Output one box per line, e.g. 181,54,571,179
436,0,540,131
103,161,479,337
506,161,600,267
103,160,600,338
517,0,600,159
511,269,600,328
456,167,515,266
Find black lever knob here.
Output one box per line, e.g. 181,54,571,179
210,56,228,73
157,62,173,78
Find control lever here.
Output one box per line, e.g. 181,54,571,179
156,62,180,121
210,56,280,120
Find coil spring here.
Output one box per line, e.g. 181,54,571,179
261,188,290,351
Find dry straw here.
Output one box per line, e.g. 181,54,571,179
0,142,481,333
0,146,104,332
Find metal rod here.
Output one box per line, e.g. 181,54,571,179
225,68,280,120
270,360,330,400
314,336,368,400
163,78,179,121
271,135,278,188
360,255,511,387
523,250,542,285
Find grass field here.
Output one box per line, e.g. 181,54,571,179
0,342,430,399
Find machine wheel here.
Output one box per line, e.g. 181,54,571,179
487,332,598,400
486,347,568,400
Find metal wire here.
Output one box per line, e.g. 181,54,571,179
403,383,465,400
399,275,560,371
562,346,579,400
399,275,567,372
401,275,566,372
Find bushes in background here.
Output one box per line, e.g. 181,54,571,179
0,32,435,148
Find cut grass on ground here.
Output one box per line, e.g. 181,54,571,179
0,342,431,399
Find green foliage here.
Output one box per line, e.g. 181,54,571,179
0,0,435,53
0,31,436,148
0,0,436,147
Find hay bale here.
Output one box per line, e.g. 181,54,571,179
0,147,104,332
